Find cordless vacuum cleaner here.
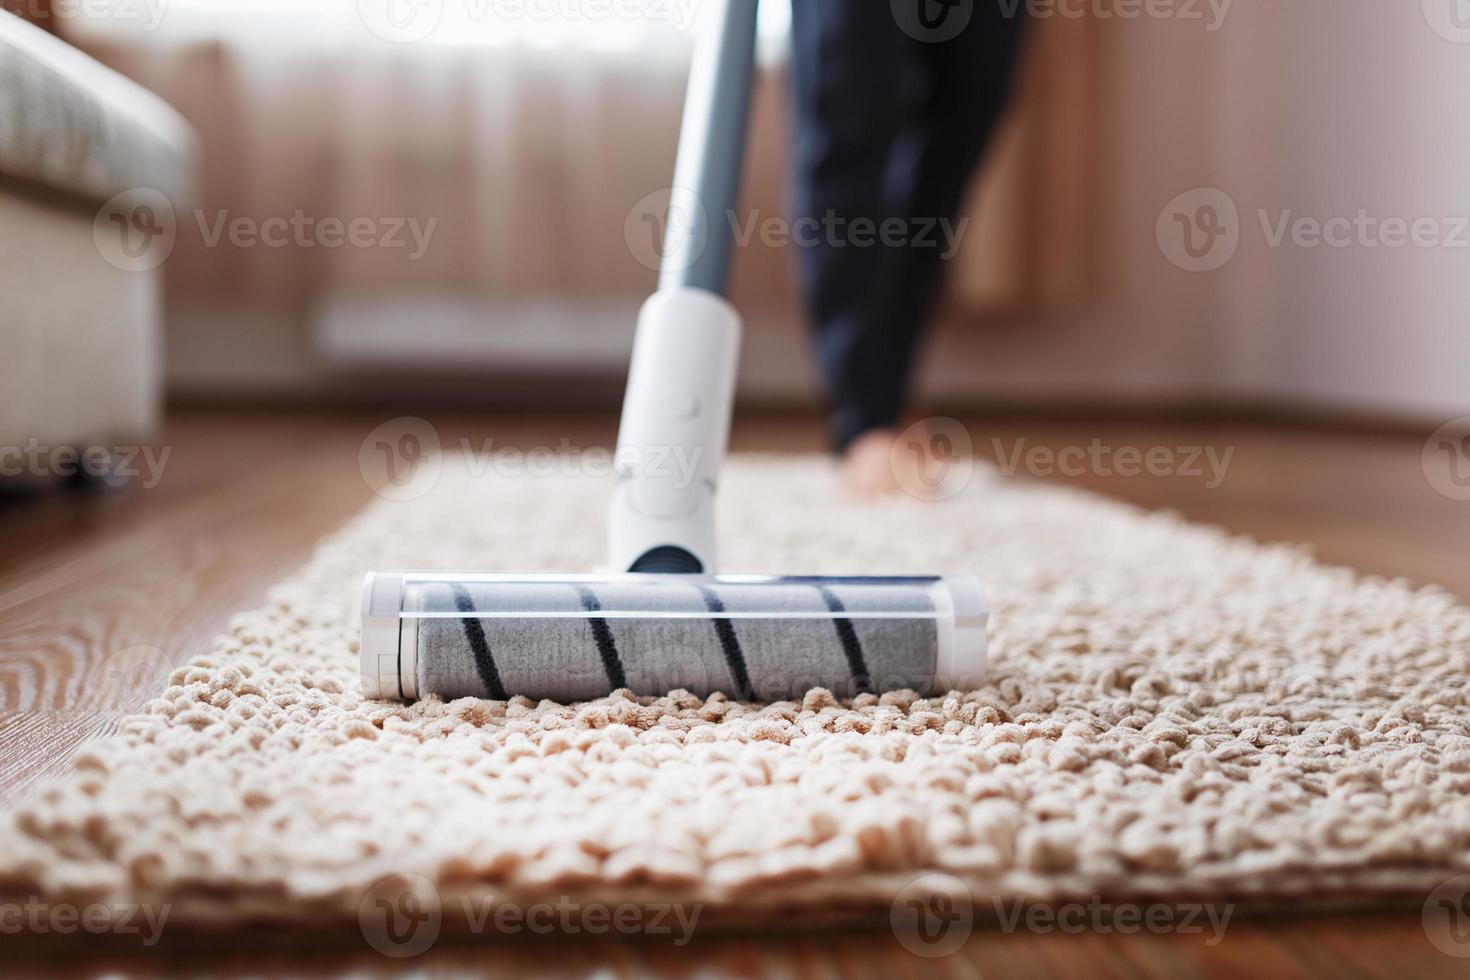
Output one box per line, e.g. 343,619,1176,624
360,0,987,704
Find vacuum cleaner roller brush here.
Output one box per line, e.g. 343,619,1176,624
361,572,987,703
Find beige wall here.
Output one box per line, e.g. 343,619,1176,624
917,0,1469,421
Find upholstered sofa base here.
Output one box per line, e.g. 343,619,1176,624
0,187,160,458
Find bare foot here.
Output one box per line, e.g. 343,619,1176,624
840,423,960,500
839,428,905,499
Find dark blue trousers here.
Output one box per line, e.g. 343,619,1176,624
789,0,1026,451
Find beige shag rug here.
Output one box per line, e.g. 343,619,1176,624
4,456,1470,926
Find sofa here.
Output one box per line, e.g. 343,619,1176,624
0,11,193,483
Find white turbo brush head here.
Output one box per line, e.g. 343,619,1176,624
361,572,986,702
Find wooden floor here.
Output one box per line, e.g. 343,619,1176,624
1,409,1466,977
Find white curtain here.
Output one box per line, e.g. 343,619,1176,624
74,0,792,50
76,0,800,308
71,0,1113,404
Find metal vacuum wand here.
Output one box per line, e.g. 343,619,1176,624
607,0,758,576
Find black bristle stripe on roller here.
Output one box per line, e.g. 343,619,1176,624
450,584,507,700
574,586,627,690
697,585,754,700
816,585,873,694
